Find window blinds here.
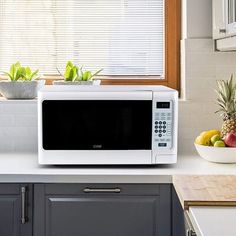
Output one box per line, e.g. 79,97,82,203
0,0,164,76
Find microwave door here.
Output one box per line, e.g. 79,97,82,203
42,99,152,151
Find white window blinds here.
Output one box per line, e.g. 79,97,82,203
0,0,164,76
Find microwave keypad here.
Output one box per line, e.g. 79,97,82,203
154,111,172,149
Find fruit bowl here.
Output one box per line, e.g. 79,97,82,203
195,144,236,163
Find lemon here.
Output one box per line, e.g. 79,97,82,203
200,131,208,136
195,135,211,146
195,136,207,145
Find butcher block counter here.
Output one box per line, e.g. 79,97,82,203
173,175,236,210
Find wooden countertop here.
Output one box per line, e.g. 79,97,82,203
173,175,236,210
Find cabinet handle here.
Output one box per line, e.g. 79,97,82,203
83,187,121,193
21,186,28,224
186,229,197,236
219,28,226,33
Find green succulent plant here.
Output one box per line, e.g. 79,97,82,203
23,67,39,81
63,61,102,82
78,67,103,81
64,61,79,82
2,62,39,81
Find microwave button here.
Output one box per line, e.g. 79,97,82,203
163,125,166,129
163,121,166,124
158,143,167,147
159,130,162,133
163,130,166,133
155,125,158,129
158,134,162,137
159,121,162,124
155,121,158,125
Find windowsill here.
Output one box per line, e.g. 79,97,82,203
0,97,37,103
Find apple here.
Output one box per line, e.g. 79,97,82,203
224,133,236,147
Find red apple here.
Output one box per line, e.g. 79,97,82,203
224,132,236,147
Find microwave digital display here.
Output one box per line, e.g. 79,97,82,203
156,102,170,109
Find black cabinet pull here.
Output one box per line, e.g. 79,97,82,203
83,188,121,193
21,186,28,224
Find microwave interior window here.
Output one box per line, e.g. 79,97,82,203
42,100,152,150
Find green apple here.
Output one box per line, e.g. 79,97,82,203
211,134,221,145
214,140,226,147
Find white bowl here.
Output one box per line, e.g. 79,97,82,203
195,144,236,163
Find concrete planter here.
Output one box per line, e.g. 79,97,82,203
53,80,101,85
0,80,45,99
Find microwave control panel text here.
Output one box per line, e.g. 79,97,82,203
153,101,173,149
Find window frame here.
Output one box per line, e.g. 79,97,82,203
101,0,181,90
0,0,181,91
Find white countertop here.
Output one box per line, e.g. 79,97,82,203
0,153,236,182
189,206,236,236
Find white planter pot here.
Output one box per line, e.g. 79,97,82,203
0,80,45,99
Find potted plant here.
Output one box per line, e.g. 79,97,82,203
53,61,102,85
0,62,44,99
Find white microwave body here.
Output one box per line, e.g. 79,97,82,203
38,85,178,165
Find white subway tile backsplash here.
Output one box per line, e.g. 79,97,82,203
186,79,217,101
0,134,14,151
0,115,15,127
0,104,36,115
14,138,37,152
0,100,37,152
184,39,214,53
14,115,37,127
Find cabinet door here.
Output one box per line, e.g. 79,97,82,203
213,0,227,39
0,184,32,236
34,184,171,236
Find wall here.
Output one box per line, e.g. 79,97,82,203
182,0,212,39
179,0,236,154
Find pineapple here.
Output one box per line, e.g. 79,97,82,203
216,75,236,138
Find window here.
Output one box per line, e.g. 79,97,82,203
0,0,180,89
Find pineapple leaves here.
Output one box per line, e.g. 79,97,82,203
216,75,236,120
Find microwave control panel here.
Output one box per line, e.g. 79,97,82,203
153,101,173,149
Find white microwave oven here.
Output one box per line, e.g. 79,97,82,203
38,85,178,165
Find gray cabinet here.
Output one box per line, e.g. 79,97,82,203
34,184,171,236
0,184,32,236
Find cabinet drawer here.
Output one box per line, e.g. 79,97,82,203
45,183,160,196
0,184,21,195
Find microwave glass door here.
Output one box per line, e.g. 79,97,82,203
42,100,152,150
